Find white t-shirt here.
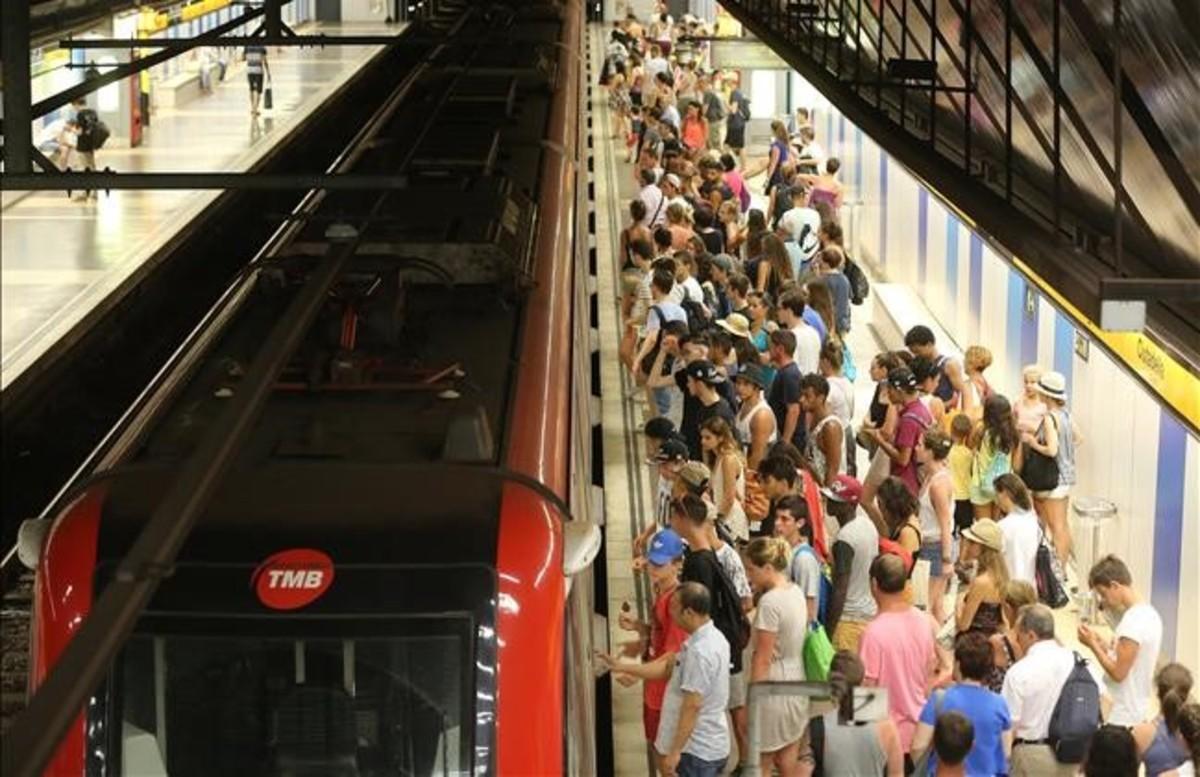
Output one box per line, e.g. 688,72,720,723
1106,602,1163,726
644,55,669,86
778,207,821,255
788,543,822,621
791,323,821,375
680,276,705,306
640,184,667,227
645,300,687,333
827,375,854,424
999,508,1040,585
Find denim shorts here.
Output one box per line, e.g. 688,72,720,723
677,752,727,777
918,541,952,577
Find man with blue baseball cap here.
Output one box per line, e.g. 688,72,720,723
606,528,689,744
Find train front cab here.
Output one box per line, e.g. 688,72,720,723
30,469,602,777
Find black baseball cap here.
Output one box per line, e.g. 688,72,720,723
887,366,919,392
652,438,690,463
684,359,726,384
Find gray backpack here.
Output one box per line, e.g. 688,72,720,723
1048,653,1101,763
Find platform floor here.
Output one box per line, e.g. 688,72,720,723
0,22,398,389
583,26,1101,776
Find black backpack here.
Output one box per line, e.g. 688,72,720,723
1035,531,1070,608
679,287,710,335
1048,653,1101,764
709,562,751,674
843,255,870,305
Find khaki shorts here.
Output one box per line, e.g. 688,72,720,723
1010,743,1077,777
832,619,868,654
728,669,747,709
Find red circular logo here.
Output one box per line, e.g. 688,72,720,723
251,548,335,610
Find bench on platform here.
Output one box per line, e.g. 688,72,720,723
869,282,963,361
156,71,203,108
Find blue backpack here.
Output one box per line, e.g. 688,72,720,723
795,544,832,626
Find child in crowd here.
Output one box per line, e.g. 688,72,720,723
948,414,974,537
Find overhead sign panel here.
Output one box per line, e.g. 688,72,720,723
710,38,789,70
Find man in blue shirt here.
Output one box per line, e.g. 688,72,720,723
911,631,1012,775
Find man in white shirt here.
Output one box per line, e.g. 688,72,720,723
793,126,825,173
643,43,669,105
1002,604,1095,776
1078,554,1163,726
994,474,1040,585
639,168,667,227
778,188,822,264
776,292,821,374
660,174,693,221
774,495,820,625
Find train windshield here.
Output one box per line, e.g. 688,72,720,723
106,626,472,777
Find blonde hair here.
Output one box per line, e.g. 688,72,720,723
964,345,992,372
976,545,1010,591
1002,579,1037,611
1022,364,1043,381
745,536,791,571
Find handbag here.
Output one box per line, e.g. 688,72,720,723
1036,530,1070,608
802,623,835,682
263,78,274,110
1020,415,1060,492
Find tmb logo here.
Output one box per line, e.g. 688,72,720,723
251,548,335,610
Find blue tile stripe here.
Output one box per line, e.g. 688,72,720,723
917,189,929,291
855,129,864,193
879,155,889,266
945,215,959,301
1020,279,1039,373
1152,413,1186,658
1053,311,1074,394
1006,272,1024,385
969,234,984,343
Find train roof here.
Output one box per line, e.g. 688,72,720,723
123,7,569,478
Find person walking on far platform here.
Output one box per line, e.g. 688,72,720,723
244,43,271,115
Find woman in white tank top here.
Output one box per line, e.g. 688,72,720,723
915,428,956,625
701,416,749,542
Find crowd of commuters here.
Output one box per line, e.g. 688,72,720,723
597,5,1195,776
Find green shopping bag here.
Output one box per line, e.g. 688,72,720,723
803,623,835,682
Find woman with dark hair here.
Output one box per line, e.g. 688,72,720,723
916,429,956,626
811,650,904,775
806,282,837,344
859,351,906,530
1133,663,1194,776
756,233,794,299
878,476,922,601
1176,703,1200,776
1083,725,1140,777
797,157,845,215
763,120,792,194
969,395,1019,519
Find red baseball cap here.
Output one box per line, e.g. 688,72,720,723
821,474,863,505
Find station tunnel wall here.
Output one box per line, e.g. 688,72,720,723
806,93,1199,672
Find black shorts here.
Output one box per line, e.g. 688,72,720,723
953,499,974,535
726,125,745,150
248,72,264,93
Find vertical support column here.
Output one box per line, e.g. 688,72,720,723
1003,0,1012,200
2,0,33,174
1052,0,1061,235
963,0,972,173
264,0,283,38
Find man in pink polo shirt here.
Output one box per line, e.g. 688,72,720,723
859,553,952,766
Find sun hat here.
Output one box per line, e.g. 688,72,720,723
1036,371,1067,401
821,474,863,505
716,313,752,339
962,518,1003,553
678,460,711,491
646,528,686,566
734,362,769,389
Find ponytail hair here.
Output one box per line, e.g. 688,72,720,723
828,650,864,724
1157,663,1194,734
1178,703,1200,763
745,536,791,571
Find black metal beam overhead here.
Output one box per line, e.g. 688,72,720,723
1099,278,1200,301
60,33,412,48
1,172,416,191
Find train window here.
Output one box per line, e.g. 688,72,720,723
108,631,470,777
